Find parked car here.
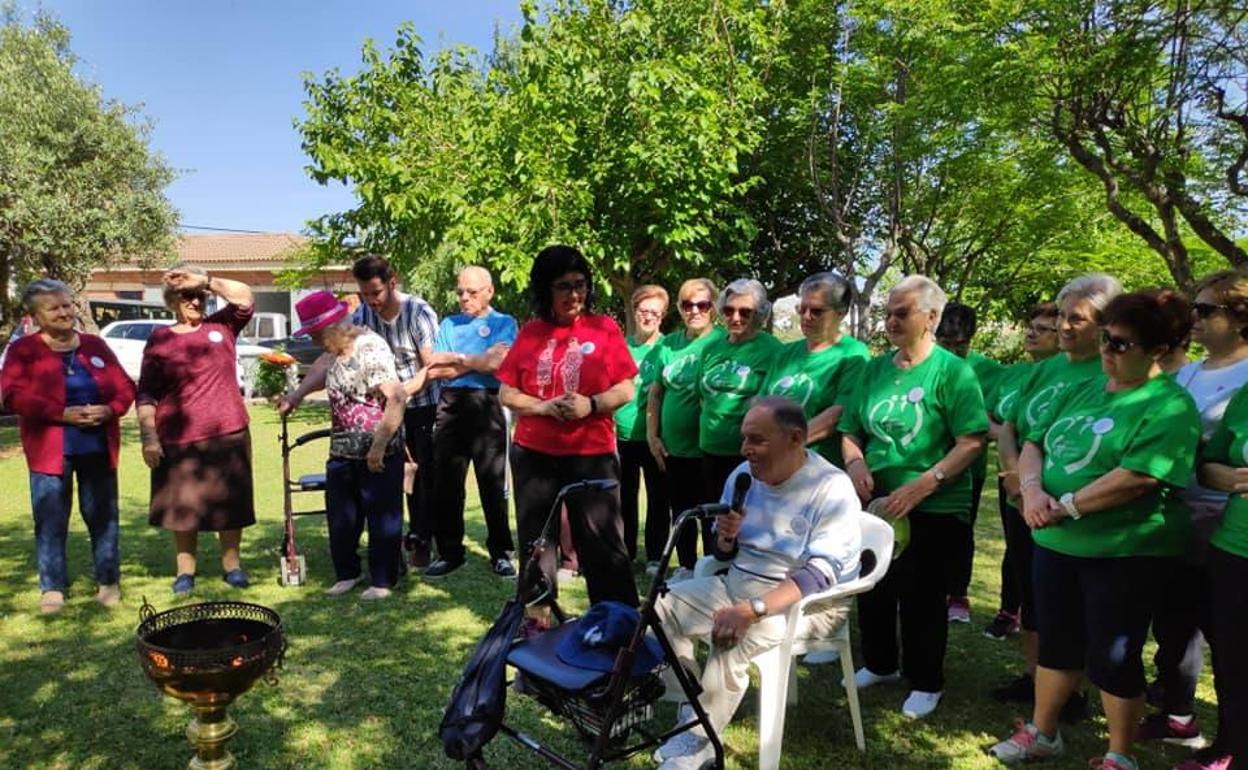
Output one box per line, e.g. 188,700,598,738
99,319,269,394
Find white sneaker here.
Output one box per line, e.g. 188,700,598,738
658,738,714,770
645,561,661,577
843,667,902,689
556,567,578,584
360,586,392,601
988,721,1064,763
325,577,361,596
653,704,700,761
803,648,841,665
901,689,943,719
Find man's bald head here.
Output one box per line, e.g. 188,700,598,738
456,265,495,316
740,396,808,485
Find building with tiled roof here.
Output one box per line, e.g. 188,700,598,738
87,232,354,332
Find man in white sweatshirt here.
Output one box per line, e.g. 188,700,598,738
654,396,864,769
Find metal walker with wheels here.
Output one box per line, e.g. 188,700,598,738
277,413,330,586
446,478,730,769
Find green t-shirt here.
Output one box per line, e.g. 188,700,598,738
1202,386,1248,559
614,335,661,441
964,351,1005,479
839,345,989,517
1023,374,1200,558
991,361,1034,423
762,335,869,466
655,326,727,458
697,331,784,455
1005,354,1104,437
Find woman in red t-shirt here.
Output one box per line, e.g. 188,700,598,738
136,266,256,595
498,245,640,607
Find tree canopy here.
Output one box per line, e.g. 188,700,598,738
298,0,1247,325
0,6,178,332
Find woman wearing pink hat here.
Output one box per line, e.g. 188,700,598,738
294,290,410,600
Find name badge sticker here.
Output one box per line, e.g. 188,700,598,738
90,356,106,369
208,330,225,343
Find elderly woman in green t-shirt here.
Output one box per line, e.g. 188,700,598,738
647,278,726,570
839,274,988,720
696,278,783,525
990,273,1122,705
762,271,868,467
989,290,1200,770
1192,384,1248,770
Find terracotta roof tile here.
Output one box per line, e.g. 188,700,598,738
174,233,308,265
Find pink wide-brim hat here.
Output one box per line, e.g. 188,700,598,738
293,290,349,337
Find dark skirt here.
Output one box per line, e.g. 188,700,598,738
149,428,256,532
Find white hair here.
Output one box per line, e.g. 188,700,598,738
1056,273,1123,316
891,274,948,317
21,279,72,312
798,271,853,314
718,278,773,326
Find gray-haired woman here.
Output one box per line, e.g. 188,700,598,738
839,274,989,719
696,278,783,522
990,272,1123,707
762,272,869,467
136,265,256,595
0,279,135,613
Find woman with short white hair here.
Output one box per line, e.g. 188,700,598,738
839,274,989,719
696,278,783,541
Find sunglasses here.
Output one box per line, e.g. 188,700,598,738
179,290,207,302
552,279,588,295
723,306,755,319
798,304,828,318
680,299,712,314
1193,302,1229,319
1100,330,1140,354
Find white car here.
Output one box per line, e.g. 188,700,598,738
99,319,268,394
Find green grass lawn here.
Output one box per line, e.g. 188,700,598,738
0,406,1217,769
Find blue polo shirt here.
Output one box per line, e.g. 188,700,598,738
434,308,519,390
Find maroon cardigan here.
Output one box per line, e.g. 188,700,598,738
0,334,136,475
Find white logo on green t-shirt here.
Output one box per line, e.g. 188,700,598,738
1045,415,1115,474
703,360,752,394
663,353,698,389
1026,382,1069,427
769,373,815,406
867,387,926,447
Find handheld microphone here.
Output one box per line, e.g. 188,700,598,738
731,473,752,515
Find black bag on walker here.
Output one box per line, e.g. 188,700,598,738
439,598,526,760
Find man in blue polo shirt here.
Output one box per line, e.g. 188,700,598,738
423,266,519,578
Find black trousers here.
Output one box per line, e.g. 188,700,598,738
1208,545,1248,761
1151,559,1211,715
664,454,707,569
999,479,1036,625
947,474,985,597
859,510,970,693
431,389,513,563
618,439,669,563
403,404,437,542
701,452,744,554
511,445,639,607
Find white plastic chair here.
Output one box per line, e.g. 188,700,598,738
693,512,894,769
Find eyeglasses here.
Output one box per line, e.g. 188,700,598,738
680,299,712,314
798,304,828,318
1100,330,1140,354
634,308,663,320
884,307,912,321
1028,323,1058,335
723,306,755,319
552,279,588,295
1193,302,1229,319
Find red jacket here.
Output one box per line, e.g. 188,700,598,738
0,334,136,475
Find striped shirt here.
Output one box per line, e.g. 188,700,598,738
352,292,441,408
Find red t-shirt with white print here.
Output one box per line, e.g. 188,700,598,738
497,314,638,456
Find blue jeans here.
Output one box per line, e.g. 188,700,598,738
30,453,120,592
325,451,404,588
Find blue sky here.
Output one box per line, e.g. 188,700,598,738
35,1,523,234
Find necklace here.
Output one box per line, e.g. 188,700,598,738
62,351,76,376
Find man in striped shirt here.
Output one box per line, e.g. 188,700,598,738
279,255,442,568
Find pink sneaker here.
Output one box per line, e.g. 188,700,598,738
1174,749,1234,770
1137,713,1205,748
1088,756,1138,770
947,596,971,624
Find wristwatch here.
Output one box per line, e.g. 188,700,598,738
1059,492,1082,520
750,597,767,619
930,465,948,486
